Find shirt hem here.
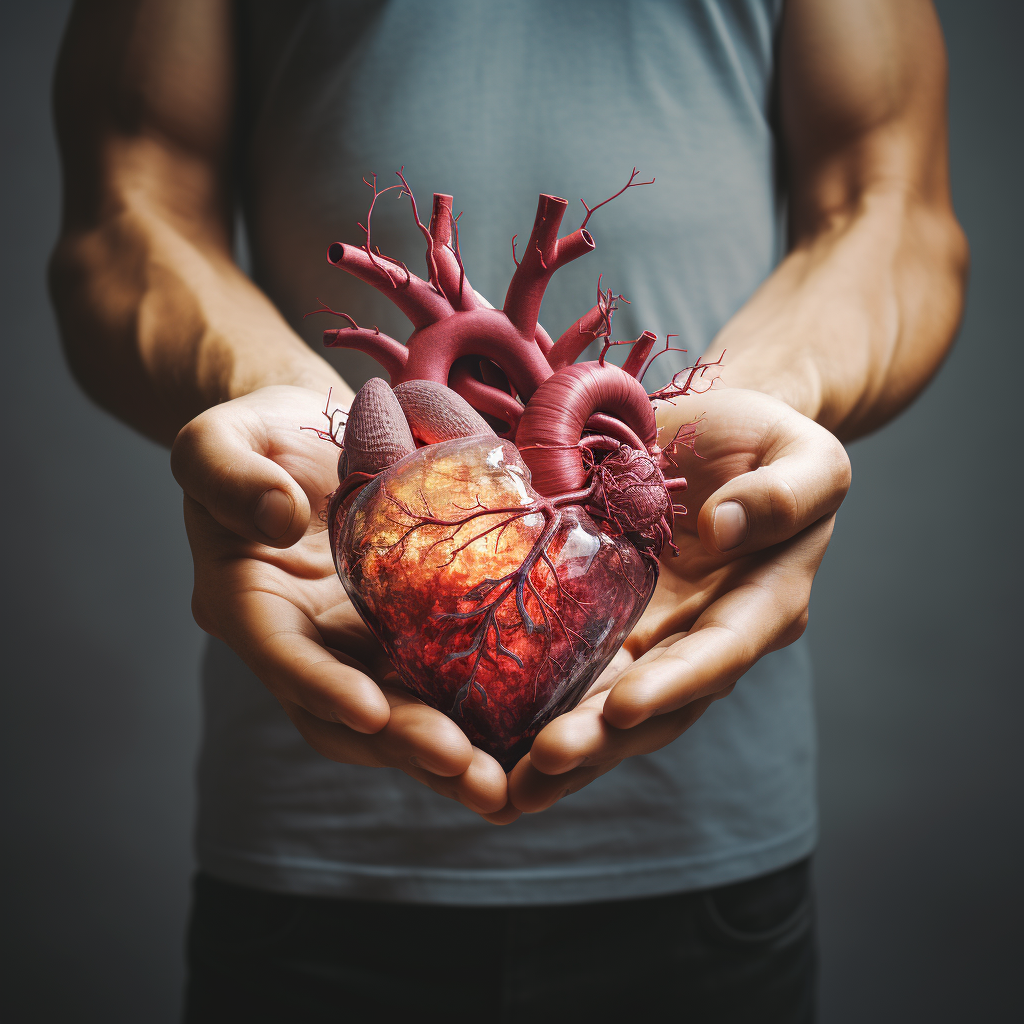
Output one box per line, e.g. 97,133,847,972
196,823,818,906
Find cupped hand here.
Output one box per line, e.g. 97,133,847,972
508,386,851,811
171,385,517,822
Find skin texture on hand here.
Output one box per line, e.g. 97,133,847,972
509,388,850,811
171,386,519,822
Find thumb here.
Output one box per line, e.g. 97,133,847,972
697,419,851,556
171,406,311,548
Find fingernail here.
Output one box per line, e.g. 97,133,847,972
713,500,748,550
254,489,293,539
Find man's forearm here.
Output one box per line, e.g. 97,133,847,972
49,206,348,447
49,0,349,448
704,184,968,441
712,0,970,441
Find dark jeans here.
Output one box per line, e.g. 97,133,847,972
184,859,816,1023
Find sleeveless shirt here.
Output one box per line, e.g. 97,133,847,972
194,0,817,904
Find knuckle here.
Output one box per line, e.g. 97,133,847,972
822,431,853,502
790,607,810,641
776,607,810,649
173,406,217,453
834,447,853,500
170,422,199,485
767,473,803,536
172,410,228,497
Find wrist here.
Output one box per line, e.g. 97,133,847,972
228,347,351,407
703,342,826,424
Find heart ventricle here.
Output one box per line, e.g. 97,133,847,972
332,435,657,769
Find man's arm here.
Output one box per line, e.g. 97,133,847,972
49,0,513,820
48,0,348,447
706,0,968,438
509,0,967,808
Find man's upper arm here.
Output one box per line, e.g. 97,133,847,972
53,0,235,247
779,0,954,238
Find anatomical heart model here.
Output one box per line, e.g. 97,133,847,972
313,170,714,769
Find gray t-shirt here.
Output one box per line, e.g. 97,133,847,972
195,0,816,904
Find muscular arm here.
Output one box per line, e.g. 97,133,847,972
706,0,968,438
48,0,512,819
48,0,348,446
511,0,967,807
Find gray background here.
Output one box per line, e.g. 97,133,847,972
2,2,1020,1020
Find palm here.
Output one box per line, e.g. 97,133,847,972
211,386,788,734
206,387,395,686
578,387,790,693
190,387,377,666
179,383,844,818
634,388,780,647
229,530,395,682
177,384,514,818
508,386,848,808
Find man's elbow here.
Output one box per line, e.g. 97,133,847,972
48,230,111,408
929,203,970,374
47,219,170,439
936,204,970,318
906,193,970,364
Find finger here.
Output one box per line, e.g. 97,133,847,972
381,695,477,774
172,408,311,548
283,695,474,778
509,755,621,814
480,802,524,826
527,695,716,776
406,746,510,815
698,419,850,556
605,517,834,729
213,586,392,734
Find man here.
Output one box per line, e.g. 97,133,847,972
50,0,966,1020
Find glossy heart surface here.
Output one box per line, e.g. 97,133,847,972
331,436,657,769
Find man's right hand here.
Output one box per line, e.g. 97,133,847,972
171,385,517,822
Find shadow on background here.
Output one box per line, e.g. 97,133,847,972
1,2,1020,1021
